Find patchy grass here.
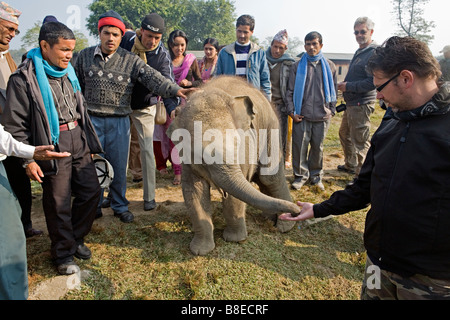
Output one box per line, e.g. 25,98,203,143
26,106,385,300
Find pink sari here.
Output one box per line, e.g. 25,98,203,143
173,53,196,85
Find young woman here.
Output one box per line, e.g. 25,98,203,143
198,38,219,82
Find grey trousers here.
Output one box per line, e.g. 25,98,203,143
130,105,157,202
338,102,375,174
292,118,330,184
0,162,27,300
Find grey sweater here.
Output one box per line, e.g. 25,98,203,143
74,46,181,117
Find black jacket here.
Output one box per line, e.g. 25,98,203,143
120,31,179,114
314,83,450,280
0,59,103,174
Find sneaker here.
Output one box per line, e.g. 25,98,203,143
114,210,134,223
74,244,91,260
291,180,304,190
57,260,80,275
337,165,356,174
144,200,156,211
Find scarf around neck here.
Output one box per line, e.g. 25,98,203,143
293,51,336,115
173,53,196,85
131,29,152,64
27,47,81,145
265,47,295,65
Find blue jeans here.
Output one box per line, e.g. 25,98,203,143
91,116,130,214
0,162,28,300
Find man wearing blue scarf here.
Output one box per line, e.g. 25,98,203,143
1,22,103,275
286,32,337,191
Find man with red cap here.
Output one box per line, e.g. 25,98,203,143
74,10,192,224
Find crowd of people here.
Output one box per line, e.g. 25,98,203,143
0,1,449,300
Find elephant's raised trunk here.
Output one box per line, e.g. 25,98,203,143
208,165,301,215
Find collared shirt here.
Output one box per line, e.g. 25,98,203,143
47,74,80,124
94,45,115,62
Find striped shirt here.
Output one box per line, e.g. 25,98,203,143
235,42,251,77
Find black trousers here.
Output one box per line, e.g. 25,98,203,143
3,156,32,231
42,125,101,265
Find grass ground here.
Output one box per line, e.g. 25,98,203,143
25,105,385,300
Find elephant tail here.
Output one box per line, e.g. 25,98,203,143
208,165,301,215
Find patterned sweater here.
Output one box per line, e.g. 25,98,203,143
74,46,181,116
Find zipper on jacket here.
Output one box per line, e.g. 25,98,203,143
379,121,410,264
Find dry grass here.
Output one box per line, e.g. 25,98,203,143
25,106,385,300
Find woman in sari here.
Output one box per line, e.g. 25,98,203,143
198,38,219,82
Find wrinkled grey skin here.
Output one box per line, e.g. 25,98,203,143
168,76,300,256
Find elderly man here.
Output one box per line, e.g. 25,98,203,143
337,17,378,177
75,10,192,223
281,36,450,300
439,45,450,81
2,22,104,275
266,29,295,160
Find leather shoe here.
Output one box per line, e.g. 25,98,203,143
144,200,156,211
337,165,356,174
101,198,111,208
95,209,103,219
114,210,134,223
25,228,43,238
57,260,80,275
74,244,91,260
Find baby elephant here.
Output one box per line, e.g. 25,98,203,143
168,76,300,255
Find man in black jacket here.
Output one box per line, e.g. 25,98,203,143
281,36,450,300
120,13,178,211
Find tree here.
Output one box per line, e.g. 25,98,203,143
391,0,435,45
21,20,89,52
86,0,236,50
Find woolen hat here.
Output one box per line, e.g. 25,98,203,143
0,1,21,25
43,15,58,24
98,10,125,35
141,13,165,34
273,29,289,46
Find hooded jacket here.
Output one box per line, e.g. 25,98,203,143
313,83,450,280
0,59,103,175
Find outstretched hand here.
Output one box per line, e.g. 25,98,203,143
279,201,315,221
177,88,198,100
33,145,71,161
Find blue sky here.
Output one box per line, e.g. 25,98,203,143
6,0,449,56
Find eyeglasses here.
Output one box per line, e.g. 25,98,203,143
376,72,400,92
354,30,367,35
0,24,20,35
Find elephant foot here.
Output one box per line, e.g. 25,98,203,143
190,236,215,256
223,227,247,243
276,218,296,233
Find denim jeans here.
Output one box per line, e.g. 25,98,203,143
91,115,130,214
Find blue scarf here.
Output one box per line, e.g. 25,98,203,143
293,51,336,115
27,48,81,145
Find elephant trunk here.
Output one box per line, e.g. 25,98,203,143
208,165,301,215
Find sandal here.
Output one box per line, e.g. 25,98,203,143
173,174,181,185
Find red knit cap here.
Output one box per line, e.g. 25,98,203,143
98,10,125,35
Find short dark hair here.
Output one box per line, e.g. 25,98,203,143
366,36,442,83
236,15,255,31
167,29,188,60
305,31,322,44
203,37,219,51
39,21,75,48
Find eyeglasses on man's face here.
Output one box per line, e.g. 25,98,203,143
354,30,368,35
376,72,401,92
0,24,20,35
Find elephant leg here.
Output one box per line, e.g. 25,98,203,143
182,165,215,256
222,195,248,243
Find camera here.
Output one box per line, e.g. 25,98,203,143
336,103,347,113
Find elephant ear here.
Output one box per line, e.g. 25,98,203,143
232,95,257,129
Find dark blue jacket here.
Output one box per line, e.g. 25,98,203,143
121,31,179,114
